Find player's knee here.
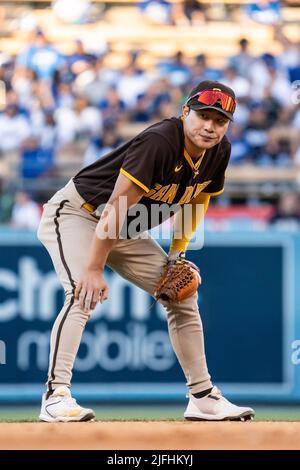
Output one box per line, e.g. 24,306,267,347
160,291,199,312
64,292,92,321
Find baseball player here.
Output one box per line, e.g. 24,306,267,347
38,80,255,422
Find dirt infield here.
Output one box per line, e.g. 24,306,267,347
0,421,300,450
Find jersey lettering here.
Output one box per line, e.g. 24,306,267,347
146,181,212,204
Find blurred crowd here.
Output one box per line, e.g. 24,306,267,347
0,0,300,230
139,0,283,26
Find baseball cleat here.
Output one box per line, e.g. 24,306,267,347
39,386,95,422
184,386,255,421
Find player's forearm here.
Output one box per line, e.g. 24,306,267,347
86,234,116,271
169,193,210,253
86,173,145,271
87,199,125,271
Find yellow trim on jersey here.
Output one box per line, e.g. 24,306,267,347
120,168,150,193
195,150,206,170
169,192,211,253
183,148,206,173
202,188,224,196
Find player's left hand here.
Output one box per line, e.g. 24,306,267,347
154,252,201,302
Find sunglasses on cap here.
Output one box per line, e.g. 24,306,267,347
187,89,236,114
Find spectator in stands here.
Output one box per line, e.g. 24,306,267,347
55,95,103,146
229,38,254,78
11,191,41,230
249,53,291,105
98,86,126,125
0,104,31,153
244,102,269,163
52,0,92,24
267,110,299,165
131,94,153,123
222,65,250,100
17,29,64,82
274,27,300,82
245,1,281,25
139,0,173,25
53,63,75,99
33,109,58,151
260,138,290,167
227,123,250,165
152,96,178,120
68,39,97,70
190,54,221,85
83,123,123,167
130,78,171,122
260,86,281,127
74,55,118,106
157,51,191,87
183,0,207,25
150,77,174,108
11,68,36,110
20,108,57,179
116,63,149,109
55,81,74,109
172,0,207,26
269,192,300,229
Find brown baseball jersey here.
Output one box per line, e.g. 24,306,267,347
73,117,231,229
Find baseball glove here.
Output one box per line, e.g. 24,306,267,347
154,258,201,302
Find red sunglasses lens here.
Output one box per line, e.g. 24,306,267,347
197,90,236,113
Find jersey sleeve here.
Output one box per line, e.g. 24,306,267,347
202,141,231,196
170,192,210,253
120,132,168,193
202,176,225,196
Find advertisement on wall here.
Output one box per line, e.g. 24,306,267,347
0,231,296,402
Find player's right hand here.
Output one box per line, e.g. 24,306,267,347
75,269,109,312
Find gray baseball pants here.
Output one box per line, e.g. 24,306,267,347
37,179,212,395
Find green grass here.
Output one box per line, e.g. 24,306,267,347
0,405,300,422
0,405,181,422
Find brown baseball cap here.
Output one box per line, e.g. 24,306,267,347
186,80,236,121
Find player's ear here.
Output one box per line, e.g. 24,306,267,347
182,105,190,119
